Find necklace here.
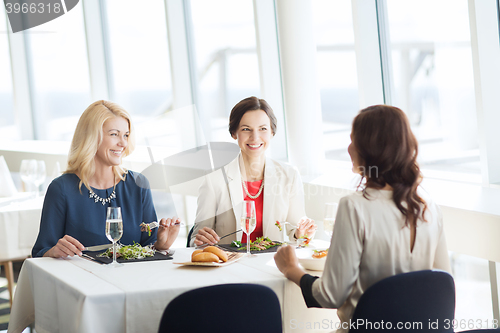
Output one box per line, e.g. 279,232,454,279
89,188,116,205
242,179,264,199
88,174,117,205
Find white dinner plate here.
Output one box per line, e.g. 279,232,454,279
296,248,328,271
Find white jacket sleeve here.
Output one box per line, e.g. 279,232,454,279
284,167,307,239
190,175,217,246
311,196,364,308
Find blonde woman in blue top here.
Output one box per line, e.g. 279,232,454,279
32,100,180,258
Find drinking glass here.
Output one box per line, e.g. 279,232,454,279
19,159,37,192
106,207,124,267
324,202,338,239
33,160,46,197
240,200,256,257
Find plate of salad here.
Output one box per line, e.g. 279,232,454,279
217,237,283,254
83,242,173,264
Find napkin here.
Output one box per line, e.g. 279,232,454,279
0,155,18,197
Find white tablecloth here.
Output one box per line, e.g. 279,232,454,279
0,194,43,261
8,246,339,333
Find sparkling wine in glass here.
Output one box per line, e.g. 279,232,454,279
241,200,256,257
106,207,123,267
324,202,338,239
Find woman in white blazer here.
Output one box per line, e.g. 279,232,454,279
190,97,317,247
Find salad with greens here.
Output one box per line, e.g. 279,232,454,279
231,237,281,251
275,221,282,231
297,234,312,247
98,242,155,260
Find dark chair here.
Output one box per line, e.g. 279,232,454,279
186,225,194,247
349,270,455,332
158,283,282,333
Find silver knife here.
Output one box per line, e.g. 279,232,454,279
84,244,112,251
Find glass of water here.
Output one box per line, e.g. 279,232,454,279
33,160,46,197
324,202,338,239
19,159,37,192
106,206,123,267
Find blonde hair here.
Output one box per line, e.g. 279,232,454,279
65,100,136,192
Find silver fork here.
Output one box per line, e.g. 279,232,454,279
275,221,291,232
141,221,185,231
143,221,159,229
195,229,243,249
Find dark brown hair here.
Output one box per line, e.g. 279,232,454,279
352,105,426,227
229,96,277,137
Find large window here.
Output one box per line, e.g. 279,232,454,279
104,0,173,121
104,1,178,224
386,0,479,183
312,0,359,164
189,0,260,143
0,10,18,140
27,4,91,141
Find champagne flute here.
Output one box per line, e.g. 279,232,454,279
241,200,256,257
20,160,30,191
324,202,338,239
33,160,46,197
20,159,36,192
106,207,123,267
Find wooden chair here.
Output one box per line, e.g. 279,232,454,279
0,258,23,307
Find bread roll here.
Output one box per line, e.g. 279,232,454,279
203,246,228,262
192,252,220,263
191,249,203,261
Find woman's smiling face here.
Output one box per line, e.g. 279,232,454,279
94,116,130,168
232,109,273,158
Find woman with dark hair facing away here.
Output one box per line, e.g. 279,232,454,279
274,105,451,331
32,100,180,258
191,96,317,246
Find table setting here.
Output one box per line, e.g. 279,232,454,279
8,236,335,333
7,200,337,333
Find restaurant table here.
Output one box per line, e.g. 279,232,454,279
0,194,43,305
8,243,339,333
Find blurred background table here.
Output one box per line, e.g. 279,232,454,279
0,194,43,306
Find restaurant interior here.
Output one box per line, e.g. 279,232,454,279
2,0,500,332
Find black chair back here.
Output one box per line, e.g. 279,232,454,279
349,270,455,333
158,283,282,333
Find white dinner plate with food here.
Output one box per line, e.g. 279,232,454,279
296,248,328,271
174,247,244,267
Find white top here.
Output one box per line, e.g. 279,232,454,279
191,155,306,246
312,188,451,329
